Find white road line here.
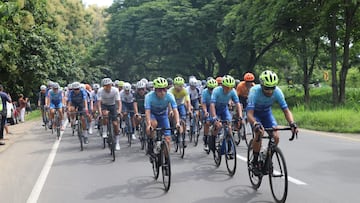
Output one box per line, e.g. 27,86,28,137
236,154,307,186
27,120,68,203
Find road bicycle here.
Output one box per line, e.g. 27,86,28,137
100,114,121,161
70,111,86,151
51,108,62,140
189,109,201,146
232,110,253,147
148,127,174,192
247,127,297,203
123,111,134,147
172,119,186,159
210,119,237,176
136,114,147,151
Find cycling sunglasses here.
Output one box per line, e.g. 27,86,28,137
262,86,275,91
155,88,167,92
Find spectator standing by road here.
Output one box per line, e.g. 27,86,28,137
0,84,12,145
18,94,28,122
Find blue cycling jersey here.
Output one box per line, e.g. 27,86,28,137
68,89,87,105
47,90,63,105
247,84,288,111
210,86,239,112
145,91,177,115
201,88,212,109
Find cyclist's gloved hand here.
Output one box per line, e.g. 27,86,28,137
253,122,262,133
290,121,298,134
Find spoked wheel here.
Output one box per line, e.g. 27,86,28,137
107,135,116,161
78,122,83,151
161,142,171,192
269,147,288,203
189,125,193,143
173,132,179,153
244,121,253,147
140,123,146,150
213,137,221,167
194,122,200,147
225,136,237,176
247,139,262,189
179,132,186,159
127,132,132,147
152,154,160,180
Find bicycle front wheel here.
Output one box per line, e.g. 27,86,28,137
213,137,221,167
161,142,171,192
247,139,262,189
269,147,288,203
179,132,185,159
225,136,237,176
244,121,253,147
77,120,83,151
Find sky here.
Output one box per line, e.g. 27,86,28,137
82,0,113,7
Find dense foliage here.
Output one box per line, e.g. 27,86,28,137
1,0,359,107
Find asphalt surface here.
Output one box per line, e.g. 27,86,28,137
1,120,360,203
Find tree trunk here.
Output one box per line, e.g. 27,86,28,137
300,37,311,105
339,1,359,104
329,6,339,106
213,48,230,76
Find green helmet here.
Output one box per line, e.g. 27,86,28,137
153,77,168,88
259,70,278,87
207,78,218,88
173,76,185,86
222,75,235,88
118,80,124,87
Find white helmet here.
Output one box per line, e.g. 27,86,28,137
40,85,46,90
80,83,85,89
123,82,131,91
92,83,100,90
102,78,113,86
140,78,148,84
136,81,146,89
72,82,81,89
147,81,154,88
189,78,197,86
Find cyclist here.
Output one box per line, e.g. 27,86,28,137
133,81,147,135
98,78,122,150
209,75,243,153
38,85,47,126
91,83,100,129
166,78,173,89
46,82,65,131
215,76,223,86
120,82,136,140
68,82,90,143
84,84,94,135
117,81,124,92
186,77,201,134
247,70,298,174
146,81,154,92
201,78,218,151
145,77,181,154
236,72,256,110
168,76,191,143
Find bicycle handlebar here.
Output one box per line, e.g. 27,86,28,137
263,127,298,141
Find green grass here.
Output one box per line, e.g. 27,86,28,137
25,110,42,121
272,106,360,133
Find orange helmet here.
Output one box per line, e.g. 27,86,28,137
216,77,223,84
85,84,92,91
244,73,255,82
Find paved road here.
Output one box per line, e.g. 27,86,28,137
1,120,360,203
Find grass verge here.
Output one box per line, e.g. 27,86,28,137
25,110,41,121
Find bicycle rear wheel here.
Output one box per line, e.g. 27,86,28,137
225,136,237,176
173,131,179,153
140,122,146,150
269,147,288,203
247,139,262,189
179,132,185,159
152,153,160,180
161,142,171,192
77,118,83,151
244,121,253,147
194,121,200,146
